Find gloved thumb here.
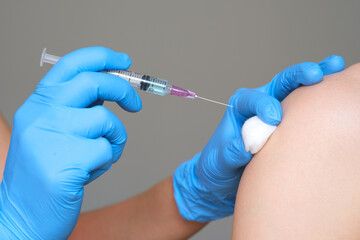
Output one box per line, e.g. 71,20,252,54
218,137,253,174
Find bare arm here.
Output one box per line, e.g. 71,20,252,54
0,113,11,181
232,63,360,239
70,177,207,240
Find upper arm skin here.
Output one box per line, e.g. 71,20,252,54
0,113,11,181
232,63,360,240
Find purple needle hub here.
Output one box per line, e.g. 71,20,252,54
170,85,196,99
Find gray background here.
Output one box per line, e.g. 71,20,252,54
1,0,359,239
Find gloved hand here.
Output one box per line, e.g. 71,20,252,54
173,55,345,221
0,47,142,239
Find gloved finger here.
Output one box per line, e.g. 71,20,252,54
85,138,114,178
219,137,253,171
318,55,345,75
65,105,127,167
88,99,104,108
71,137,113,182
230,88,282,126
258,62,323,101
258,55,345,102
85,168,110,185
57,72,142,112
40,46,131,84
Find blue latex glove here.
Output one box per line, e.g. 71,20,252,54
173,55,345,221
0,47,142,239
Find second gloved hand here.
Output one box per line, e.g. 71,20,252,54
173,55,345,221
0,47,142,239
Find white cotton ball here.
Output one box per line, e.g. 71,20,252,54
242,116,277,154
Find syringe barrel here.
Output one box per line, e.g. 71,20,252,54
105,70,171,96
40,48,171,96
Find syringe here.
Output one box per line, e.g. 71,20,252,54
40,48,232,107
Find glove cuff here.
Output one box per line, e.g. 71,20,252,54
0,223,19,240
173,153,235,222
0,180,34,239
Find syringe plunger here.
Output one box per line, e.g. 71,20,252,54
40,48,61,67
